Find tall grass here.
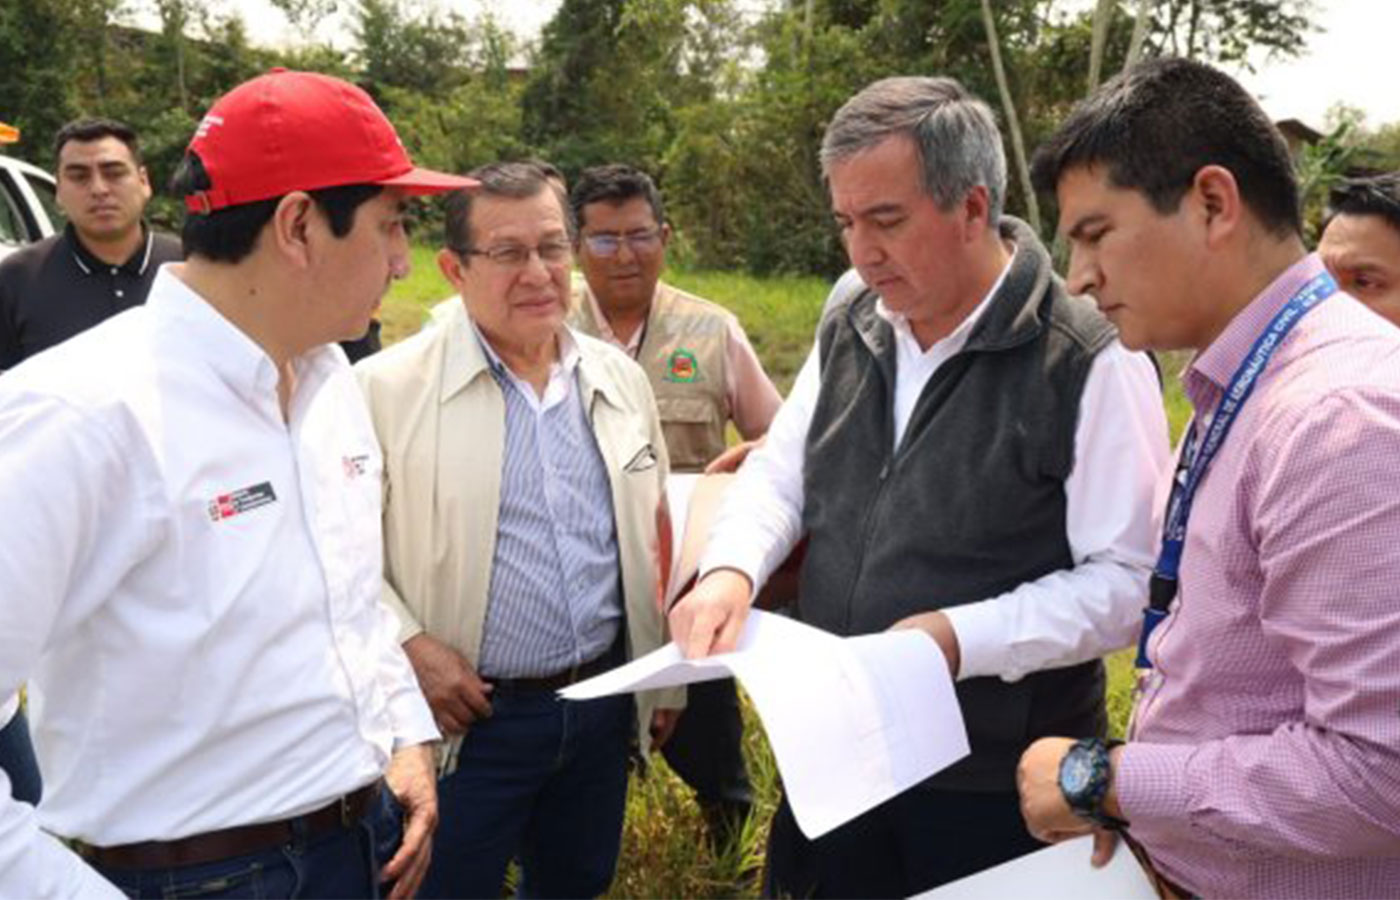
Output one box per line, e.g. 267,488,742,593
379,248,1193,896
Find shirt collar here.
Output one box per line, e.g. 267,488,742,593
580,281,648,356
67,223,156,277
471,317,581,381
1186,253,1327,409
145,266,339,416
874,256,1012,357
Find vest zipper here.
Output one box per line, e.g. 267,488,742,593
840,454,896,632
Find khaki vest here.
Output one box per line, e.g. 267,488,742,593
570,280,731,472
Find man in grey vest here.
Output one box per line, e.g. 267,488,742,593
668,76,1169,896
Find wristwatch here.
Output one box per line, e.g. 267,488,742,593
1058,737,1128,830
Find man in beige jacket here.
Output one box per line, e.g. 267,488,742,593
355,162,681,899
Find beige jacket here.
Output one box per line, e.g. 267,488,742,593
355,301,682,768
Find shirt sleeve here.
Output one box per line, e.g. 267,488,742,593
722,317,783,440
0,395,145,898
373,598,439,750
699,341,820,589
942,343,1171,681
1118,389,1400,860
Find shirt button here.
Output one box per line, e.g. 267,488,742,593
110,267,118,275
115,289,125,298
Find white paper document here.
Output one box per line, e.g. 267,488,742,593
560,610,970,838
917,835,1157,899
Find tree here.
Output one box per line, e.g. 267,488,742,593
353,0,473,102
0,0,78,164
268,0,340,42
521,0,738,177
1146,0,1315,67
981,0,1040,233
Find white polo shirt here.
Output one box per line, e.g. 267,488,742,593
0,266,437,897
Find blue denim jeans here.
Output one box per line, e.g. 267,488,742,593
93,787,404,899
0,707,41,805
420,690,633,899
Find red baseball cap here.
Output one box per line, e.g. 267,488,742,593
183,69,477,213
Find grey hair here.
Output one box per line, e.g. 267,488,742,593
820,76,1007,226
443,161,574,255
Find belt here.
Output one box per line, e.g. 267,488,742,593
72,780,381,871
487,650,617,693
1122,830,1196,900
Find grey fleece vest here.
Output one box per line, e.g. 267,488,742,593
800,217,1114,792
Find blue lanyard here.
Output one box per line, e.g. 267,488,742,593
1136,271,1338,670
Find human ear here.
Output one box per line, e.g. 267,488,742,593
271,192,315,269
1190,165,1243,248
437,247,468,293
961,184,993,238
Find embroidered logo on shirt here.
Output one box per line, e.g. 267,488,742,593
664,348,700,383
343,454,370,479
207,481,277,522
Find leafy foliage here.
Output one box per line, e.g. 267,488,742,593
0,0,1330,271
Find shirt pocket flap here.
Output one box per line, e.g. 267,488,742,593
656,395,717,425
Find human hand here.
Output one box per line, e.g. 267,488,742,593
704,439,763,474
649,707,682,751
403,633,493,735
668,568,753,658
1088,829,1120,868
889,610,961,678
1018,737,1112,847
381,742,438,898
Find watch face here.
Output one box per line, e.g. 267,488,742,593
1063,749,1094,795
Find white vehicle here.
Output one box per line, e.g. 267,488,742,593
0,153,62,262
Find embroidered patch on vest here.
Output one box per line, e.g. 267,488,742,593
664,348,700,383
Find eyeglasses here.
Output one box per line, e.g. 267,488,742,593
582,229,663,257
460,240,572,268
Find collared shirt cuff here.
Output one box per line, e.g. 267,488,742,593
941,601,1010,681
389,693,441,750
1117,741,1195,831
696,539,768,594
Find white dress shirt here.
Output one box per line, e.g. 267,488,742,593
0,267,436,898
701,271,1171,682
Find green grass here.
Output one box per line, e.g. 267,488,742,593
380,248,1193,896
380,245,453,345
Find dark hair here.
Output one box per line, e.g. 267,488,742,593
443,161,572,257
1325,173,1400,235
170,152,383,263
54,118,143,166
569,165,666,231
1031,56,1301,237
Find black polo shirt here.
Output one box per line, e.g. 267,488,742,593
0,224,183,369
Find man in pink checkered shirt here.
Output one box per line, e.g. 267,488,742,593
1016,57,1400,897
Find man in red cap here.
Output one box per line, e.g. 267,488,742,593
0,70,475,898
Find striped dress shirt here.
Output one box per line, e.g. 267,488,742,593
473,326,623,679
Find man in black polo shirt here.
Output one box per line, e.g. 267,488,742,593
0,118,182,370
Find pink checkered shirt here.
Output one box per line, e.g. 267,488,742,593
1119,254,1400,897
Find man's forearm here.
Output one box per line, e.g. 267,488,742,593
1118,732,1400,859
